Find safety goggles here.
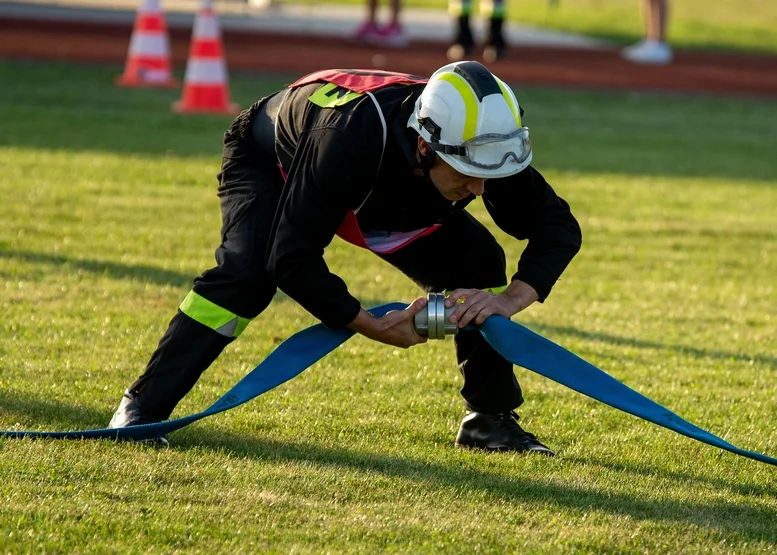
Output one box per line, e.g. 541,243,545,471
428,126,532,170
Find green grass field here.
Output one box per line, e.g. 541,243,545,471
303,0,777,54
1,60,776,552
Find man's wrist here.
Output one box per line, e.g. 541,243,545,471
504,280,539,311
346,308,385,338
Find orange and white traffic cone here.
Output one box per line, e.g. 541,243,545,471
172,0,239,115
116,0,177,88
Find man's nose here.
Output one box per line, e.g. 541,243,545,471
467,179,486,196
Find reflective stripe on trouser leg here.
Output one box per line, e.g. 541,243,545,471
481,0,505,19
179,290,251,337
449,0,472,17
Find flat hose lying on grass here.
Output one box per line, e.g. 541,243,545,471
2,302,775,467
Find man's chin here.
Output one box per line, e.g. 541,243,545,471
441,191,470,201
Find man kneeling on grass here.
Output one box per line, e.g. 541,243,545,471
109,61,582,453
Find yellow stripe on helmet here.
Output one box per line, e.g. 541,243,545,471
496,78,522,127
434,72,479,141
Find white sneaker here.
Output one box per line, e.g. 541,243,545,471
621,40,673,65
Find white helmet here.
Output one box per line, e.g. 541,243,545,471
408,61,532,179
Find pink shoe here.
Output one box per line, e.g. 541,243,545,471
352,20,380,43
370,22,409,48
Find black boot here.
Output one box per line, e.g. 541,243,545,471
107,309,234,446
447,15,475,62
129,311,235,420
483,17,507,63
455,411,555,455
108,391,169,447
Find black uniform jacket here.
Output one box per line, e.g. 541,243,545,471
265,81,582,329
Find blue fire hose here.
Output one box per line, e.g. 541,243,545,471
2,303,775,467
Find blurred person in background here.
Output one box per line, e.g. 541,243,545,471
352,0,407,48
447,0,507,63
622,0,672,64
108,61,582,454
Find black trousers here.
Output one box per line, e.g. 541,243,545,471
125,101,523,420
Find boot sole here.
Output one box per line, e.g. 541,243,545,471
455,441,555,456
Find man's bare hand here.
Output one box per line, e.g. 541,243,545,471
444,281,539,328
347,296,429,348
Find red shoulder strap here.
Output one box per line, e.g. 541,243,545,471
289,69,427,93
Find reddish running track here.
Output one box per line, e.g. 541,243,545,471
2,16,777,97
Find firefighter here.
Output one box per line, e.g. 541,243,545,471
109,61,582,454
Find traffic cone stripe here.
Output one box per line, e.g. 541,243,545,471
184,60,228,84
192,40,223,58
193,15,220,39
137,15,165,33
128,33,169,56
182,85,231,103
141,68,174,82
131,56,169,70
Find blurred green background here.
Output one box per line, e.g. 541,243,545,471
294,0,777,53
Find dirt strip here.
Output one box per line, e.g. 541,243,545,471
3,17,777,97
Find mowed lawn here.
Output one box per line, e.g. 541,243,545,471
307,0,777,54
1,60,776,553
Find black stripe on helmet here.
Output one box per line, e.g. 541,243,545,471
453,61,501,101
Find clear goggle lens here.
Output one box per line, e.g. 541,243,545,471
460,127,531,170
430,127,532,171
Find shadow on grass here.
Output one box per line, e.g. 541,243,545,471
177,428,777,545
5,248,775,371
1,249,193,288
564,454,777,499
2,388,775,544
531,323,777,370
0,389,112,432
0,249,391,309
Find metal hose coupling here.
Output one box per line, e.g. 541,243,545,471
413,292,458,340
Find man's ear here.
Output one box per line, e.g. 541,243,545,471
417,136,430,156
416,136,438,171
